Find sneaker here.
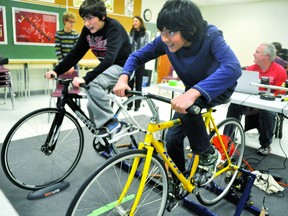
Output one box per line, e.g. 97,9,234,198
193,148,221,186
166,180,180,212
257,146,271,156
96,118,120,137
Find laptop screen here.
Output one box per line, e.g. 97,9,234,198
235,70,259,94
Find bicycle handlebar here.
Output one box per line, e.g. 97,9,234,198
125,90,201,115
50,74,90,90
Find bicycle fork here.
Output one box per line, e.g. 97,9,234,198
42,111,65,155
116,142,154,216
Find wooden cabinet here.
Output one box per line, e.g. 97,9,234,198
157,54,172,83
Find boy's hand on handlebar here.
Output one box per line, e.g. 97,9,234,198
72,77,85,88
45,71,57,79
171,89,201,114
113,75,130,97
171,95,193,114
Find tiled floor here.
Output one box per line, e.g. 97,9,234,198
0,84,288,215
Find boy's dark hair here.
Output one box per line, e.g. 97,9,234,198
157,0,207,42
79,0,107,20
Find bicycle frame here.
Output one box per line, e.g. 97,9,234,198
44,83,96,153
47,79,161,153
116,108,240,215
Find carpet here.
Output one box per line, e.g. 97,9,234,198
0,115,287,216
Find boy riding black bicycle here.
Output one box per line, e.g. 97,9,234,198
45,0,132,137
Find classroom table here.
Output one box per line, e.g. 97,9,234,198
158,81,288,134
7,59,57,100
5,59,99,100
157,82,288,114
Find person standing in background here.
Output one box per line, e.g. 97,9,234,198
127,16,149,111
271,42,288,72
55,11,79,73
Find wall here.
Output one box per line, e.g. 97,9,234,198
200,0,288,66
142,0,288,67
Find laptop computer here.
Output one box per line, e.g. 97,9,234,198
235,70,259,94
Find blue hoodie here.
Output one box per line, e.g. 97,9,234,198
122,24,242,102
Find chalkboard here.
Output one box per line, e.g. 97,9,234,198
0,1,65,59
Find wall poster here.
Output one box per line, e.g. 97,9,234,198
0,6,7,44
73,0,84,7
125,0,134,16
105,0,114,12
12,7,59,46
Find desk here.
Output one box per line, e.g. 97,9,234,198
7,59,58,99
158,83,288,114
230,92,288,115
158,82,184,94
158,82,288,137
78,59,100,77
5,59,99,100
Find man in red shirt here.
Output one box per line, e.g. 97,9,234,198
226,43,287,156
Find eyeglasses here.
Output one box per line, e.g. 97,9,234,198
161,30,177,38
67,20,76,24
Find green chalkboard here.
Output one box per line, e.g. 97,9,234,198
0,0,65,59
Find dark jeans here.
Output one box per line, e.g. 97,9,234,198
128,65,144,109
166,88,233,173
226,103,276,148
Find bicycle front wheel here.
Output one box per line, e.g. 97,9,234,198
196,117,245,205
67,149,168,216
1,108,84,190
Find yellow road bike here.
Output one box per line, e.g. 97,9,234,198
66,90,245,216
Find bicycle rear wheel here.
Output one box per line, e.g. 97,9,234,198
110,95,160,154
196,117,245,205
67,149,168,216
1,108,84,190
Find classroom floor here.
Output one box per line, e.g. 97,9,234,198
0,84,288,215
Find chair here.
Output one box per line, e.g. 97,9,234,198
0,65,15,109
49,70,81,107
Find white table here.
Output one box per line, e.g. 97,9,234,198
158,82,288,137
230,92,288,115
158,82,288,114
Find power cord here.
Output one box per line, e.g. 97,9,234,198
259,197,269,216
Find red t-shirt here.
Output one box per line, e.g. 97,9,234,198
247,62,287,94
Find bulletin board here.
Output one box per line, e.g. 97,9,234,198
0,6,7,44
12,7,58,45
0,0,65,59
